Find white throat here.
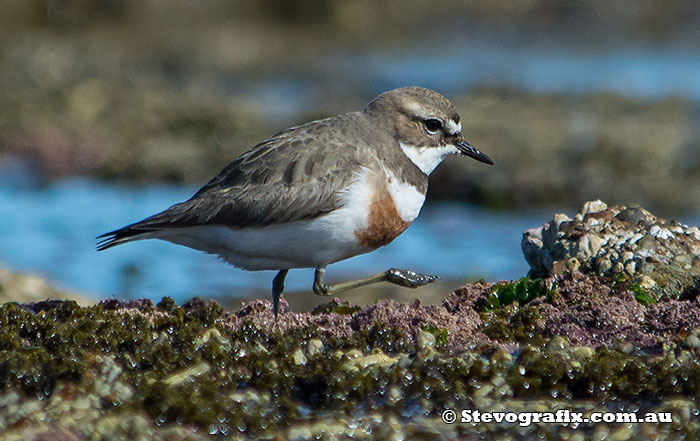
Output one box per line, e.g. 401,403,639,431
400,142,458,175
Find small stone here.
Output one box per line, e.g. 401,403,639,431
662,398,693,421
673,253,693,266
344,353,395,370
522,227,549,276
164,362,211,386
473,384,493,399
683,334,700,350
617,341,634,354
575,234,603,260
637,235,657,251
628,233,644,244
288,427,313,441
253,342,269,355
597,258,612,275
566,257,581,271
624,260,636,275
554,213,572,226
613,261,624,273
581,200,608,215
688,226,700,240
659,229,674,240
387,386,402,404
344,349,362,360
616,206,650,225
491,350,513,367
542,221,559,248
292,348,307,366
650,225,674,240
416,330,436,352
638,275,657,290
615,236,628,246
552,259,568,274
572,346,595,359
585,216,604,227
622,251,634,263
398,354,412,368
546,335,569,352
491,375,506,388
592,426,610,441
306,339,324,357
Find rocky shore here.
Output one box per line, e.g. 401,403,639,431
523,200,700,301
2,201,700,440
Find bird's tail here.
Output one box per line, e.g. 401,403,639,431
96,226,151,251
96,199,199,251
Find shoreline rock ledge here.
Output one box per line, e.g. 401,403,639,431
522,200,700,301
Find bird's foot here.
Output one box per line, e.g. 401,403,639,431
385,268,440,288
312,282,331,296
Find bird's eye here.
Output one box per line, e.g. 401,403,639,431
423,118,442,134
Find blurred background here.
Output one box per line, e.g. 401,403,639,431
1,0,699,307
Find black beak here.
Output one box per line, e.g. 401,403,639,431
456,140,494,165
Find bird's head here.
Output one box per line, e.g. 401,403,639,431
367,87,493,175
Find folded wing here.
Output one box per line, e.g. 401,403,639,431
97,117,366,250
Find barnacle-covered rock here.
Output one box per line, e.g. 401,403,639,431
2,295,700,440
522,200,700,300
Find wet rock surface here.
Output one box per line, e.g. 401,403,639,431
523,200,700,301
3,269,700,440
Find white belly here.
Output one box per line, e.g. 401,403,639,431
153,212,366,270
146,167,427,270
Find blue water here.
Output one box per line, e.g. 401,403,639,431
2,178,699,303
0,178,554,302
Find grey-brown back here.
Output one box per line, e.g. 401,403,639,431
99,110,425,246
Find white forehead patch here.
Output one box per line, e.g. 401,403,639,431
405,102,430,120
444,119,462,135
400,142,460,175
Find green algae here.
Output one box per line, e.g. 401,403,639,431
156,296,177,312
630,283,657,306
311,299,362,316
479,304,549,346
422,325,449,349
484,277,553,311
2,298,700,439
611,272,658,305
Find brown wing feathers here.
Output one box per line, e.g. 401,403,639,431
96,119,364,251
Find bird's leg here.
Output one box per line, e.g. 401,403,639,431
272,269,289,319
313,266,439,296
